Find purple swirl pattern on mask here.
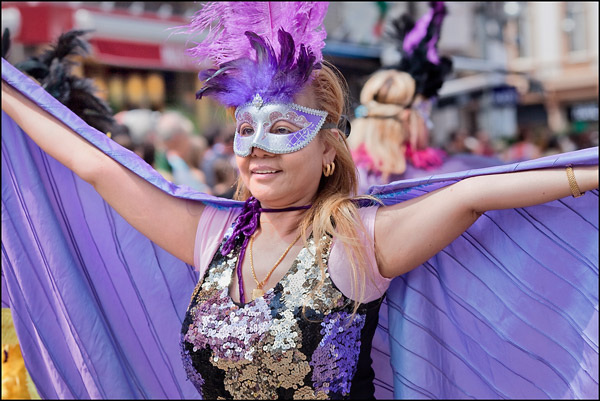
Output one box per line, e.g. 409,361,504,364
267,110,311,128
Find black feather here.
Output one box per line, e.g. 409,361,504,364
2,28,10,59
385,3,453,100
11,29,127,137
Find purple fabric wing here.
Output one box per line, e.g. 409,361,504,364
2,58,219,398
367,148,599,399
2,58,598,399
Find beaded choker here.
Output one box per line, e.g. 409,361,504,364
221,196,312,304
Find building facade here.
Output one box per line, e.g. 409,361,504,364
2,2,597,147
1,1,227,135
504,2,598,143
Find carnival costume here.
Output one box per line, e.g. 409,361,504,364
351,2,504,194
1,1,598,399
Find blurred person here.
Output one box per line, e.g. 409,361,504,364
571,129,598,150
201,122,237,188
502,126,543,162
187,134,211,185
156,110,212,193
349,3,502,194
444,128,471,155
1,2,599,400
211,157,237,199
349,68,446,183
115,108,174,183
115,109,161,155
542,134,563,157
186,134,213,195
471,130,497,157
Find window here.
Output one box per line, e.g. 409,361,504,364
515,2,531,58
563,2,586,53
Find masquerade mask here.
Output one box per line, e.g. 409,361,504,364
233,94,328,157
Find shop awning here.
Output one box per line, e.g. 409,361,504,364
1,2,207,72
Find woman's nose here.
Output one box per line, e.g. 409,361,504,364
250,146,272,158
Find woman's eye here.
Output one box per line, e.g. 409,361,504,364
273,126,293,135
240,127,254,136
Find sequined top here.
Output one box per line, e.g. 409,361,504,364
180,221,384,399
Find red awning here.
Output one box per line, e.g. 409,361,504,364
1,2,206,72
89,38,200,71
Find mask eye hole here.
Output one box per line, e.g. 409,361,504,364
238,123,255,137
270,121,299,135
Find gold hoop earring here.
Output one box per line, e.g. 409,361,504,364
323,161,335,177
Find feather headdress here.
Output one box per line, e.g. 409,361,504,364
387,1,453,100
181,2,329,107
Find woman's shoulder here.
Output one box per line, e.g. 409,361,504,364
328,203,390,303
193,205,241,271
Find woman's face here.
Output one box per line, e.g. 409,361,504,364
235,89,335,208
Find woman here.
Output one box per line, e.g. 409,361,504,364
350,3,503,194
2,2,598,399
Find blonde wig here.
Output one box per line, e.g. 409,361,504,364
349,69,428,179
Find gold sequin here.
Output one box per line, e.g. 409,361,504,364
181,233,371,399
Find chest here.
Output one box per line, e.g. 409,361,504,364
180,236,369,399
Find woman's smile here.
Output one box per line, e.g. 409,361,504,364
251,165,282,177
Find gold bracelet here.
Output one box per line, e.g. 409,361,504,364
566,165,585,198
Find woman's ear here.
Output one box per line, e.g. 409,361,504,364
322,133,338,164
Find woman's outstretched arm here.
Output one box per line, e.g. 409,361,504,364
375,164,599,278
2,79,205,265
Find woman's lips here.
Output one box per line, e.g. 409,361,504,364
251,166,281,174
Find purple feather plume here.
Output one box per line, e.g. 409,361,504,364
402,1,446,65
184,2,328,66
388,1,452,99
177,2,328,107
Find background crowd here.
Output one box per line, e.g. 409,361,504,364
93,105,600,199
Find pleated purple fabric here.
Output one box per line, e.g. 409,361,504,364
365,154,599,399
2,58,598,399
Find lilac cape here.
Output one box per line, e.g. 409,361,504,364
2,58,598,399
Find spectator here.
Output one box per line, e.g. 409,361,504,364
201,122,237,189
156,110,211,193
212,157,237,198
444,128,471,155
503,127,542,162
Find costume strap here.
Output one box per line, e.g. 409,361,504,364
220,196,311,303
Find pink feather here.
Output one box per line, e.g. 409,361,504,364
183,2,328,67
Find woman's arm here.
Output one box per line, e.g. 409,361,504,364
374,165,599,278
2,79,205,265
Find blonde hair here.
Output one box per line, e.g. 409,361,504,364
234,61,380,315
348,69,427,179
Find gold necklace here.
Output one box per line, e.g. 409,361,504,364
249,232,302,300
